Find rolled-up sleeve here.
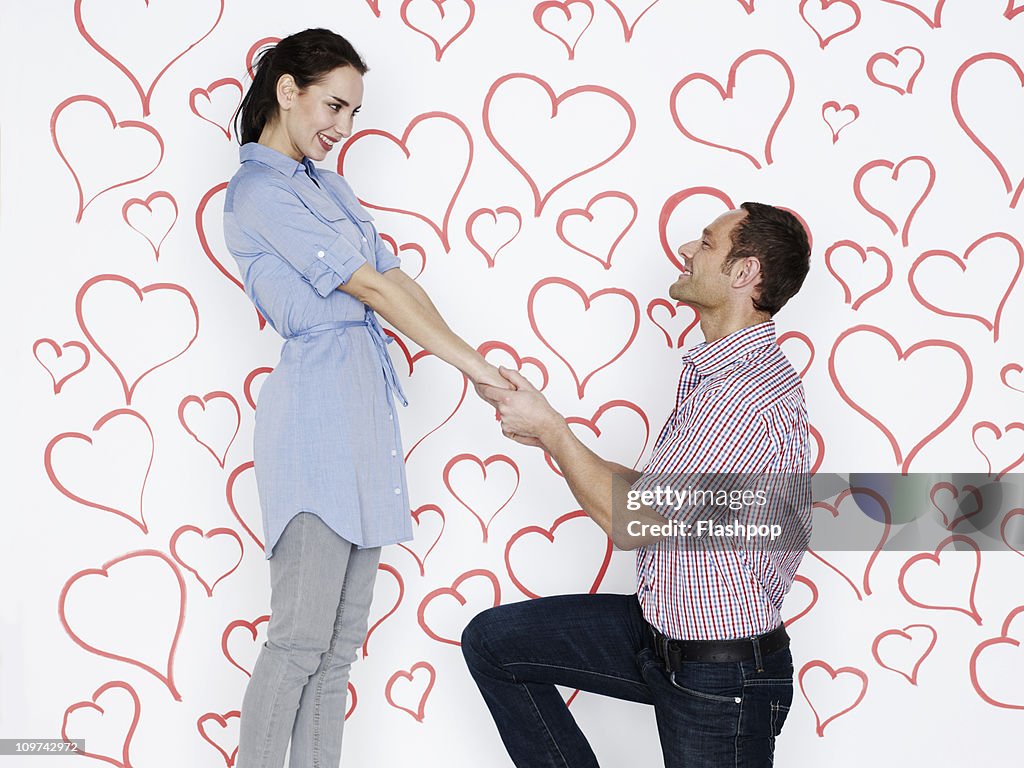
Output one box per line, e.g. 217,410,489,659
233,179,367,296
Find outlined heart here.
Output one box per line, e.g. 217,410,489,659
647,299,700,349
970,605,1024,709
534,0,594,60
483,73,636,216
465,206,523,268
908,232,1023,342
971,421,1024,479
417,569,501,645
602,0,663,40
544,400,650,477
244,37,281,80
363,563,405,658
178,391,241,468
400,0,475,61
799,0,861,49
443,454,519,542
929,481,983,530
777,331,815,379
478,340,550,392
528,277,640,398
61,680,140,768
807,487,891,600
798,660,869,737
221,615,269,677
853,155,935,247
866,46,925,95
504,510,613,598
51,96,164,223
76,275,199,405
339,112,473,251
74,0,224,116
824,240,892,310
880,0,944,27
169,525,244,597
396,504,446,577
33,338,90,394
782,574,819,626
44,408,154,533
243,366,273,410
122,191,177,261
189,78,243,140
659,186,734,273
226,461,262,551
556,191,638,269
196,710,239,768
821,101,859,144
952,53,1024,208
385,662,436,722
380,233,427,280
898,534,983,625
871,624,937,685
670,49,794,169
58,549,186,701
829,325,971,471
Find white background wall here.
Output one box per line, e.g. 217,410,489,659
3,0,1024,765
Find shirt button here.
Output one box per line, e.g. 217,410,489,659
389,414,393,421
393,488,401,495
316,250,325,259
361,237,367,243
391,449,397,457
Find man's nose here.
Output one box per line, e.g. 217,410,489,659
678,240,697,258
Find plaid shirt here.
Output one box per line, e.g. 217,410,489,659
633,321,811,640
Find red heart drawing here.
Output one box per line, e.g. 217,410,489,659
51,96,164,223
504,510,613,598
169,525,244,597
62,680,140,768
189,78,243,140
385,346,468,459
196,710,240,768
798,660,869,737
122,191,178,261
418,569,501,645
1000,509,1024,557
829,325,971,471
33,338,91,394
971,422,1024,479
952,53,1024,208
74,0,224,116
929,481,983,531
226,461,262,551
908,232,1024,342
534,0,594,60
346,683,358,721
880,0,944,27
898,534,983,625
659,186,734,273
44,408,154,534
178,391,241,468
528,277,640,398
782,574,819,627
777,331,815,379
365,0,382,17
244,366,273,410
866,46,925,95
799,0,862,49
396,504,446,577
544,400,650,477
483,73,636,216
1001,363,1024,394
465,206,523,268
670,50,794,169
970,605,1024,709
363,563,405,658
379,233,427,280
808,423,825,475
807,487,891,600
871,624,937,685
76,275,200,405
444,454,520,542
853,155,935,247
339,112,473,251
824,240,892,310
400,0,475,61
821,101,859,144
478,340,550,392
602,0,663,40
59,549,186,701
1006,1,1024,19
556,191,638,269
245,37,281,79
221,615,269,677
385,662,436,722
735,0,756,11
647,299,700,349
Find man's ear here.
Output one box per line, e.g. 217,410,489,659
731,256,762,290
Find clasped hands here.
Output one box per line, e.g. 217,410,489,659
473,367,564,449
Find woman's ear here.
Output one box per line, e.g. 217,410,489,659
276,74,297,110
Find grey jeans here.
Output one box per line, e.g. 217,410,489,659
237,512,380,768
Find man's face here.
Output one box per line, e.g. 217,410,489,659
668,209,747,308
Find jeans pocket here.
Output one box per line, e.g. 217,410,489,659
668,671,743,705
770,700,791,736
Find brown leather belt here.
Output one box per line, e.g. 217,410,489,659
649,622,789,672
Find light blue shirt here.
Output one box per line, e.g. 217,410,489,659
223,142,412,557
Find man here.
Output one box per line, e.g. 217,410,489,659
465,202,812,768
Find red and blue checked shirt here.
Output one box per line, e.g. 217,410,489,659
633,321,811,640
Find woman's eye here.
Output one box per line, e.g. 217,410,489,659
328,104,340,112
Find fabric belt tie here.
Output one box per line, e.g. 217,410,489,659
288,313,409,407
648,622,789,672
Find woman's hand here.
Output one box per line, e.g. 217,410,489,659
471,362,513,406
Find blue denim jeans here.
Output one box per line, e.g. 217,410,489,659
462,593,793,768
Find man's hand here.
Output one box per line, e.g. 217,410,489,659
479,367,565,448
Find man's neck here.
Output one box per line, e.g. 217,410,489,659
698,310,772,344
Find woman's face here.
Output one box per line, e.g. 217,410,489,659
276,65,364,162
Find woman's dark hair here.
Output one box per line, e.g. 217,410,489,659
723,202,811,316
235,28,368,145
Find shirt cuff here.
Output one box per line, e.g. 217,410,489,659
302,231,368,297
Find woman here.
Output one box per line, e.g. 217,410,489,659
223,28,506,768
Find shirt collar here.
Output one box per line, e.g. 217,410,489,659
239,142,317,179
683,320,777,376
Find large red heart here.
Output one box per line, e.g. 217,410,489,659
504,511,613,598
898,534,983,625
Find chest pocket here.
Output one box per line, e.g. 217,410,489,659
301,185,375,258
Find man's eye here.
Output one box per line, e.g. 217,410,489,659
701,241,710,249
